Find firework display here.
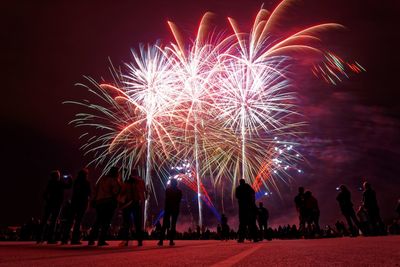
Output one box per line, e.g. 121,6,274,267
67,0,364,226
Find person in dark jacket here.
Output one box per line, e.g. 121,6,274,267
235,179,258,243
158,178,182,246
257,202,269,240
61,169,91,244
304,191,320,235
88,167,120,246
294,187,305,233
37,170,72,244
362,182,384,235
336,184,360,236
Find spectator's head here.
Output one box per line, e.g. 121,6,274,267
298,187,304,194
170,178,178,188
107,166,119,178
239,179,246,185
304,191,312,197
259,202,264,208
339,184,348,192
363,181,371,190
50,170,60,181
77,168,89,180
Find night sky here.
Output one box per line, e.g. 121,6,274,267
1,0,399,228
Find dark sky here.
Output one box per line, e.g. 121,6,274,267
1,0,400,228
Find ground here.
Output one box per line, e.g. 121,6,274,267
0,236,399,266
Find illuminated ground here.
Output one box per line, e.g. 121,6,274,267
0,236,399,266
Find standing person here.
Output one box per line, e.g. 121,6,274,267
61,169,91,244
304,191,320,235
257,202,269,240
294,187,306,233
88,167,120,246
158,178,182,246
37,170,72,244
119,169,147,247
362,182,384,235
336,185,360,237
235,179,258,243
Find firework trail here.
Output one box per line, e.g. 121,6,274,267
312,52,365,85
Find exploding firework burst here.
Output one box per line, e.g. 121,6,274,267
67,0,364,226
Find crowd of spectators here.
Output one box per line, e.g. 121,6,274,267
1,216,399,241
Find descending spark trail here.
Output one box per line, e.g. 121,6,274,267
67,0,364,227
312,52,365,85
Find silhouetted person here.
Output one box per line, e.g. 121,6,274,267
119,169,147,247
61,169,91,244
257,202,270,240
235,179,258,242
294,187,305,233
158,178,182,246
220,214,230,241
336,185,360,236
37,170,72,244
88,167,120,246
362,182,384,235
304,191,320,235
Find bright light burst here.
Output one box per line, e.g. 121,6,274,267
67,0,364,226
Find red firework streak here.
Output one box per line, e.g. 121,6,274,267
174,170,215,209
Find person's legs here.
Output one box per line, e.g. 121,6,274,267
158,212,171,246
313,212,320,234
169,212,178,245
71,205,86,243
98,201,116,245
257,221,263,240
37,205,52,243
119,207,132,245
299,211,306,234
262,222,269,240
350,211,361,229
132,203,143,245
61,209,75,244
343,213,355,235
238,210,249,242
47,206,61,243
89,203,107,245
249,211,259,242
